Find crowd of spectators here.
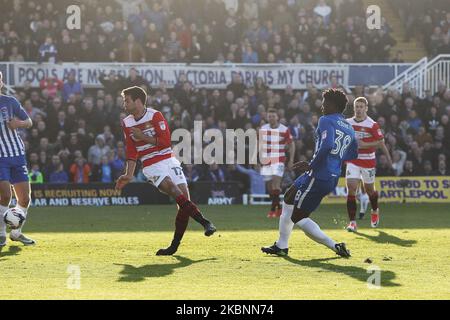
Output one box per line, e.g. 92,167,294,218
1,0,403,64
7,68,450,194
1,0,449,194
391,0,449,57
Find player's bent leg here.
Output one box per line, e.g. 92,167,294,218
271,175,282,217
290,175,350,258
364,182,380,228
156,177,216,256
346,178,360,232
275,185,295,249
0,181,12,249
261,185,296,256
10,181,35,246
292,209,350,258
155,177,186,256
266,178,276,218
177,183,216,236
358,182,369,219
291,209,335,251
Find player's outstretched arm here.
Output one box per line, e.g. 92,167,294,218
115,160,136,190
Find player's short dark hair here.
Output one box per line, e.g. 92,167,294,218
354,96,368,106
323,88,348,113
121,86,147,105
267,108,278,114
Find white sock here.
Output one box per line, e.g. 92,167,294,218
10,205,29,238
296,218,337,252
276,203,294,249
0,205,8,237
359,193,369,214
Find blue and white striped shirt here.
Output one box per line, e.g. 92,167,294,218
0,95,28,158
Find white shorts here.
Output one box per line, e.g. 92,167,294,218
261,163,285,182
142,157,187,187
346,162,376,184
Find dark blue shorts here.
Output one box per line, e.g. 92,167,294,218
0,156,29,184
293,174,339,214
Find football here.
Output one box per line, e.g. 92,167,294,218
3,207,26,230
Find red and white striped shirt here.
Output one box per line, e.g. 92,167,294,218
259,123,293,165
122,108,173,167
346,116,383,168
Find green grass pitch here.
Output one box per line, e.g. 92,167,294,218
1,204,450,299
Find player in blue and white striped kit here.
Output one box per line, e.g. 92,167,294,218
262,89,358,258
0,71,35,249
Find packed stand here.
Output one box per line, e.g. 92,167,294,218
1,0,398,64
391,0,449,57
6,70,450,194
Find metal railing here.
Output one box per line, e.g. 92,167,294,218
426,54,450,95
383,54,450,97
1,83,16,95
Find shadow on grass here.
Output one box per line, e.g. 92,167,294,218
282,256,400,287
24,204,450,232
355,231,417,247
0,246,22,260
115,255,217,282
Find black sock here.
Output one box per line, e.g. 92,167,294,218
170,237,181,247
173,210,189,243
191,212,210,227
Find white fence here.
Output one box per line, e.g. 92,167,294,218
383,54,450,97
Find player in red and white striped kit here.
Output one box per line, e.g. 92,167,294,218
116,86,216,255
259,109,295,218
345,97,392,231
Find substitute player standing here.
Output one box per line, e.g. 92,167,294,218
0,71,35,249
262,89,358,257
345,97,392,232
115,86,216,256
259,109,295,218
